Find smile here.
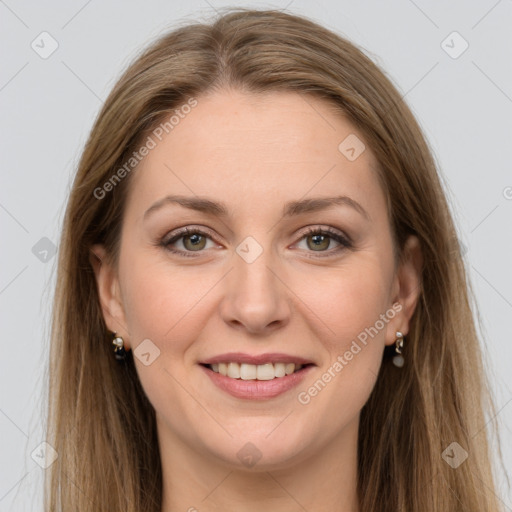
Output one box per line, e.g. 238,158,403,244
199,362,315,400
206,362,307,380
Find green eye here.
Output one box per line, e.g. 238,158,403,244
161,226,352,258
181,232,207,251
297,227,352,256
306,233,332,251
162,228,214,257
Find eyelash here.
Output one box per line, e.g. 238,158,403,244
159,226,352,259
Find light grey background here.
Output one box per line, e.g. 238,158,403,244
1,0,511,510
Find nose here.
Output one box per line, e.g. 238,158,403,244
218,241,291,335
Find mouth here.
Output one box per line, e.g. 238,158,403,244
200,361,315,381
199,360,315,400
198,352,317,399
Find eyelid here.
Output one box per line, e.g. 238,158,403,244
162,225,217,241
297,224,349,240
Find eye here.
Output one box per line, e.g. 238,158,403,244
161,227,217,257
295,227,352,257
159,225,352,258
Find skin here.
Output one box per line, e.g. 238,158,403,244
91,89,422,512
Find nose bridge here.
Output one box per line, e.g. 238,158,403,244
220,233,290,332
235,234,275,290
234,233,280,300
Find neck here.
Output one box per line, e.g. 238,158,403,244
158,415,360,512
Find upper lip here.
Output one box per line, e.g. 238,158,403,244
200,352,316,366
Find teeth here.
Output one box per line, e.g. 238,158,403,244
211,362,304,380
257,363,274,381
240,363,256,380
274,363,286,378
285,363,295,375
227,362,241,379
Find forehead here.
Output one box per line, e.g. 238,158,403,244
125,89,386,223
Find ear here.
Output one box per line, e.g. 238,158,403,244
385,235,423,346
89,244,131,349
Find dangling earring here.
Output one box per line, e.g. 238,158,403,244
392,331,404,367
112,332,127,361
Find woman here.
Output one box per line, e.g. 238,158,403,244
45,8,503,511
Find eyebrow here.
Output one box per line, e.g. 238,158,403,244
143,194,370,221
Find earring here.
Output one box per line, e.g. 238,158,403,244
112,332,127,361
392,331,404,367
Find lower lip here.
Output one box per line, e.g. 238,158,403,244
200,364,314,400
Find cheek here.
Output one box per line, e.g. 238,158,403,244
297,259,392,403
121,245,393,361
118,255,213,411
271,260,393,452
296,256,392,345
346,273,391,359
124,280,205,352
119,243,216,341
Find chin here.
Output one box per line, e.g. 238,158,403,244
198,426,314,471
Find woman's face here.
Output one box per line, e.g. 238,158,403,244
92,89,421,470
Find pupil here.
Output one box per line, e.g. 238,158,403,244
310,234,329,250
184,233,205,251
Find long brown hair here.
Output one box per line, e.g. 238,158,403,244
45,8,503,511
